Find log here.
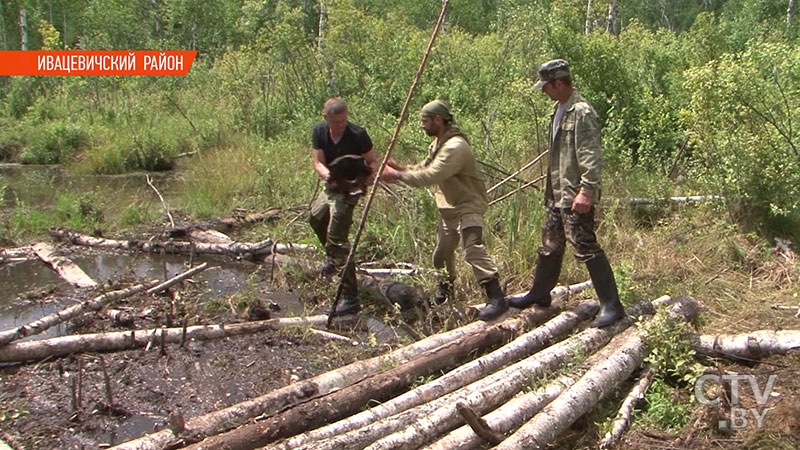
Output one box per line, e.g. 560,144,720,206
32,242,97,288
494,296,699,450
0,319,294,362
0,280,158,347
183,306,561,450
110,318,496,450
166,208,282,238
0,245,35,263
306,317,632,450
424,327,640,450
628,195,724,205
598,366,655,449
455,402,504,445
188,229,234,244
270,302,597,450
49,227,279,259
691,330,800,359
0,263,208,347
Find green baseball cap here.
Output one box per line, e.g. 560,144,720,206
532,59,571,90
421,99,453,121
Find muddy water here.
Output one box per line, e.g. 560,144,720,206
0,164,306,339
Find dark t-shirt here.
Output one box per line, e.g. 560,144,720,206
312,121,373,166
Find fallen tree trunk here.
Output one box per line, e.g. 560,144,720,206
304,317,633,450
0,245,35,263
598,365,655,449
0,316,338,362
184,306,561,450
167,208,282,238
424,327,640,450
0,263,208,347
270,301,597,450
110,318,496,450
494,296,699,450
691,330,800,359
33,242,97,288
48,227,308,259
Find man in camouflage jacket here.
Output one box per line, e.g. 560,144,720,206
509,59,625,328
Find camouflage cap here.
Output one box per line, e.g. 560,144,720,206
532,59,571,90
421,99,453,121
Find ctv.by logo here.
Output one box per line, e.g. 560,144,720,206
694,373,777,430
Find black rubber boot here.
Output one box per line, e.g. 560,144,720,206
433,281,453,304
320,260,337,279
508,253,563,309
586,254,625,327
478,278,508,321
328,294,361,317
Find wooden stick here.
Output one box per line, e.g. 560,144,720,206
146,174,175,228
488,175,546,206
486,151,548,194
456,401,504,445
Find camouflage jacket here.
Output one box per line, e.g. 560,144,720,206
399,126,488,220
545,89,603,208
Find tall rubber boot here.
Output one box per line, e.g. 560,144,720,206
586,254,625,327
478,278,508,321
509,253,562,308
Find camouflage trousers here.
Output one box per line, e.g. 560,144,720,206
433,213,499,284
539,204,605,263
309,189,359,296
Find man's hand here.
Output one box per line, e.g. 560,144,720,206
381,165,402,182
571,191,592,214
386,158,405,170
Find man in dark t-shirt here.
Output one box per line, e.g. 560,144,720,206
309,97,378,316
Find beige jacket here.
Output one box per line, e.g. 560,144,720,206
399,127,488,221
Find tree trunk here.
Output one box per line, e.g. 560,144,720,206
607,1,618,35
49,227,304,259
789,0,797,25
271,302,596,450
585,0,594,35
111,318,495,450
183,307,560,450
598,365,654,449
0,246,35,263
18,8,26,51
305,318,632,450
424,327,639,450
0,280,159,347
167,208,282,238
33,242,98,288
495,297,699,450
691,330,800,359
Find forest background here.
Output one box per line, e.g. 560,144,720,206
1,0,799,280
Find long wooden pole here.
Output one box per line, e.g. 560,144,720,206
327,0,451,327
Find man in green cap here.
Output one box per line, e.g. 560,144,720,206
309,97,378,316
510,59,625,327
381,99,508,321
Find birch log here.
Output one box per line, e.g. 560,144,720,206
691,330,800,359
598,366,655,449
167,208,282,238
495,296,699,450
32,242,97,287
110,318,495,450
306,319,632,450
0,280,159,347
424,327,640,450
48,227,278,258
0,319,297,362
269,302,595,450
0,263,208,347
183,307,560,450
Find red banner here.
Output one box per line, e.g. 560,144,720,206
0,51,198,76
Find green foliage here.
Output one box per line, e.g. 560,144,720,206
635,377,692,431
20,120,87,164
638,307,706,386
